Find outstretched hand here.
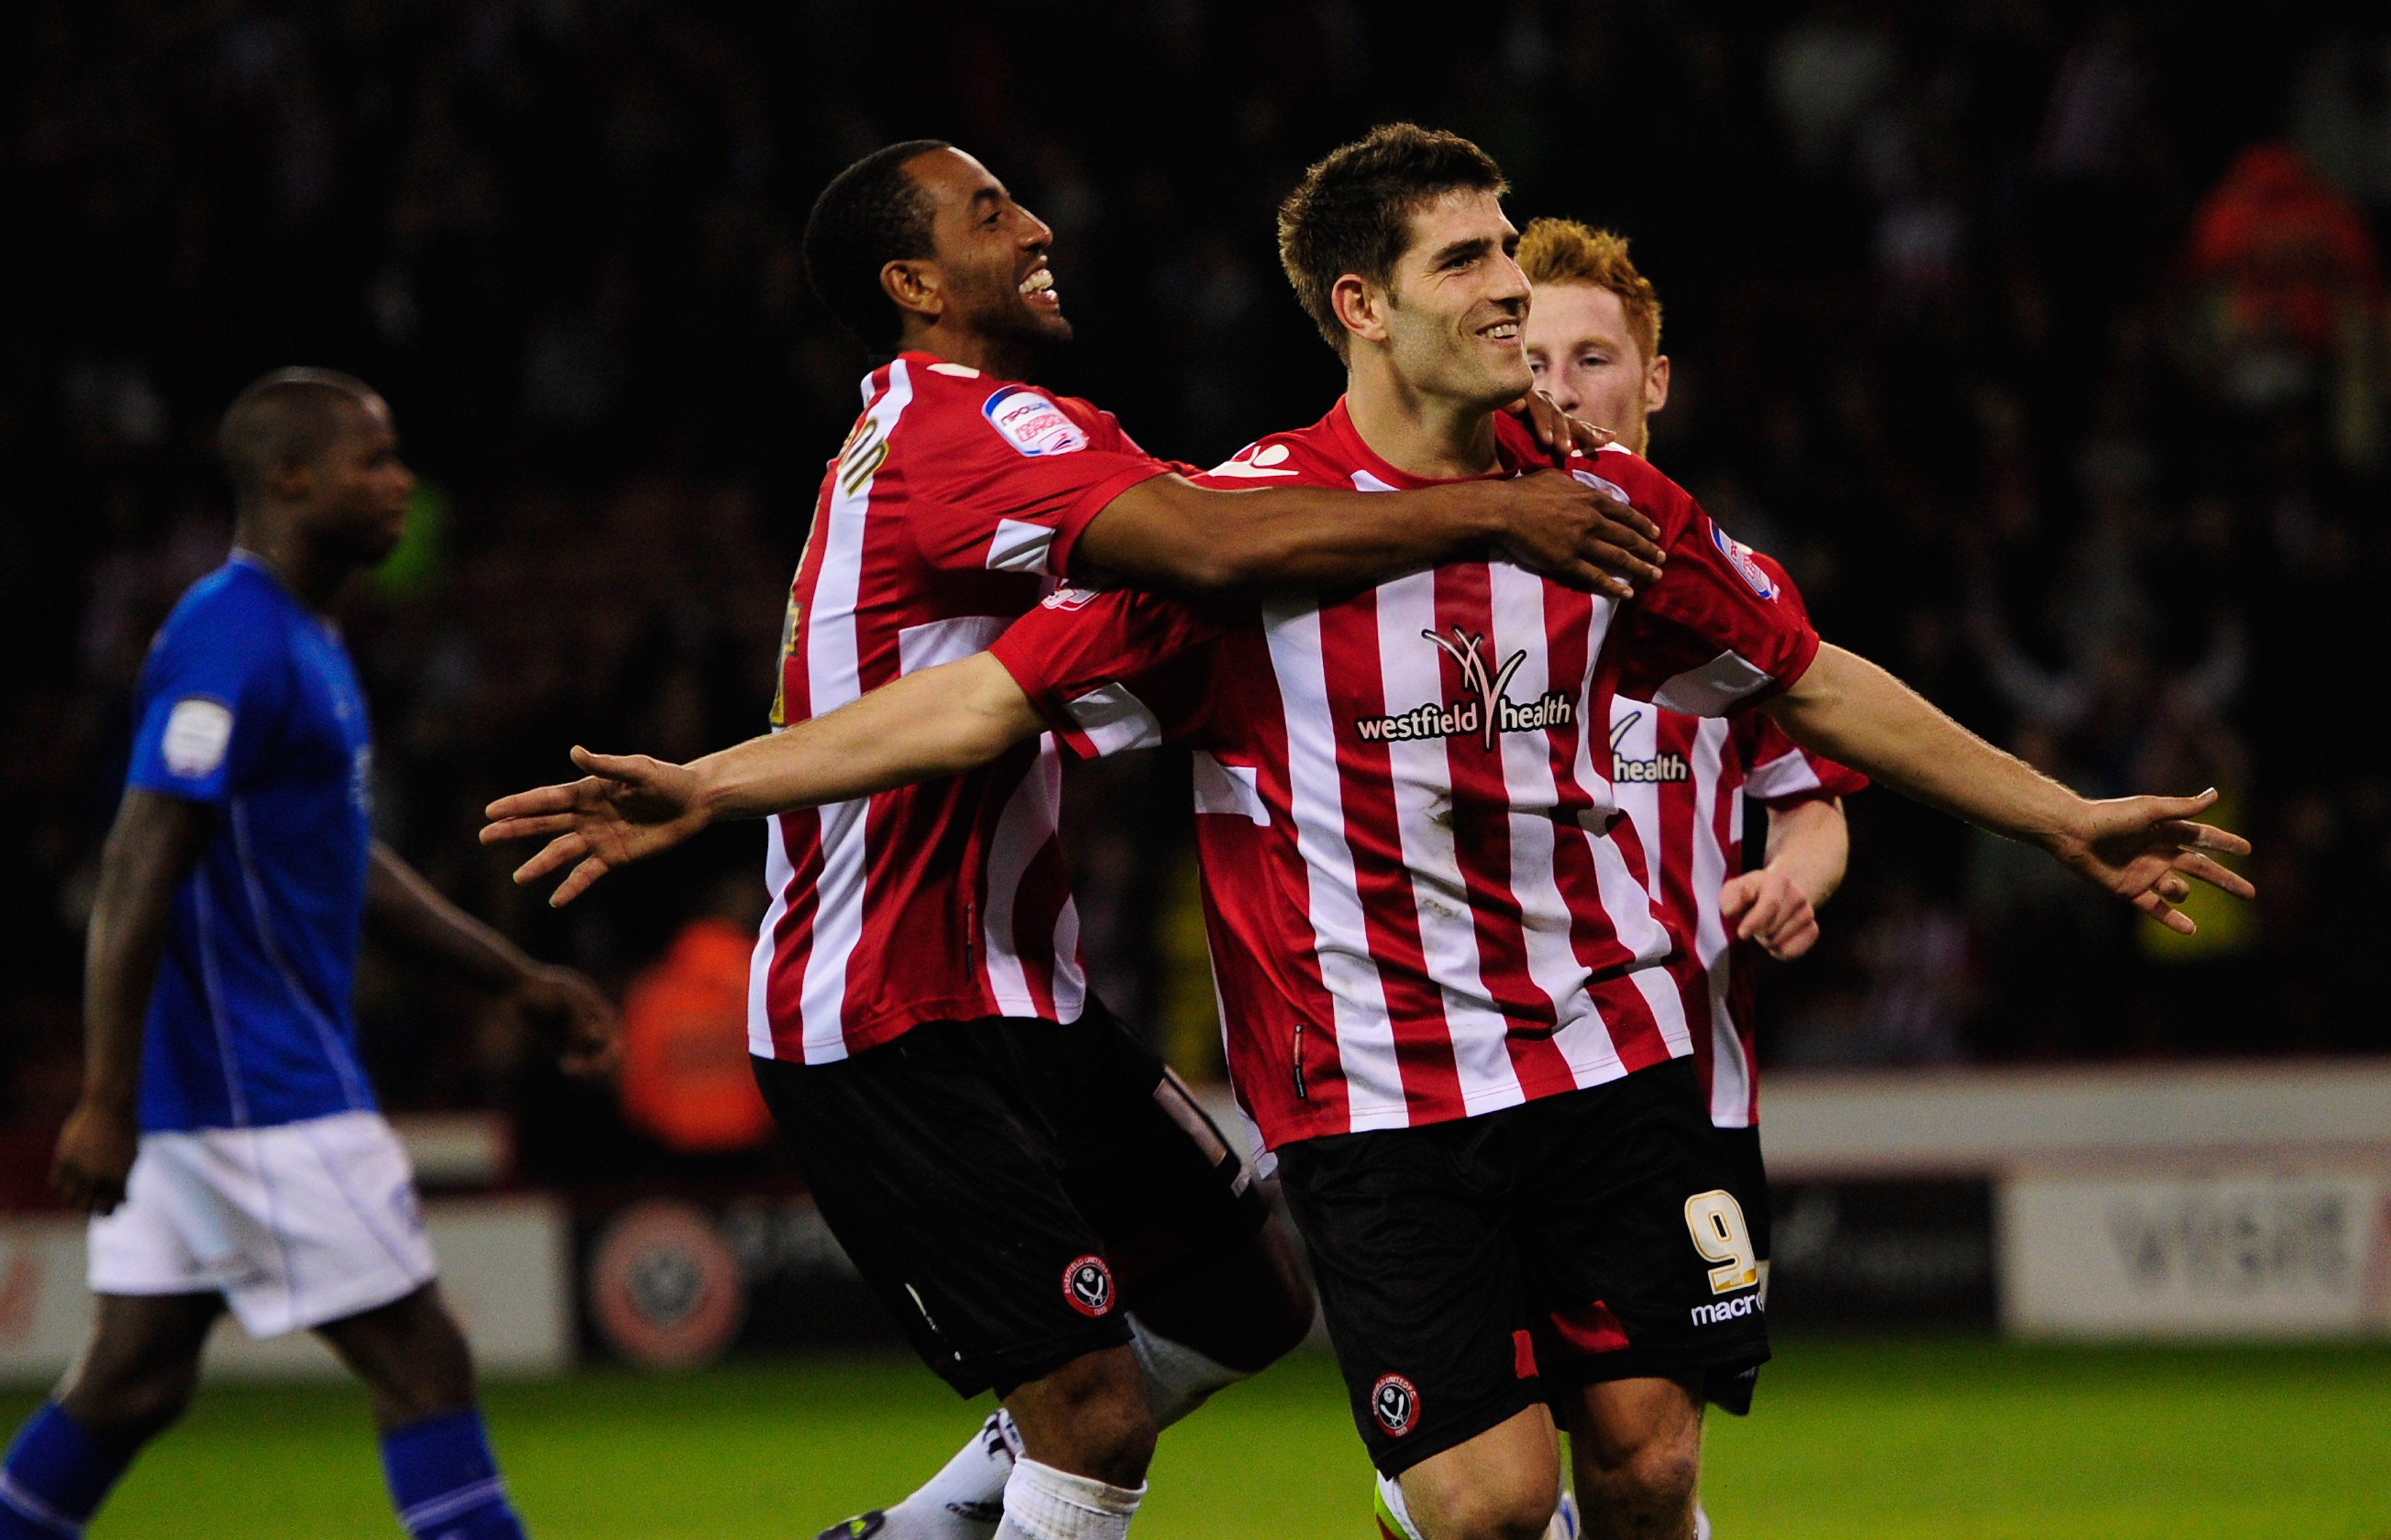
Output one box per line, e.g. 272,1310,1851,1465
482,746,710,906
2047,787,2253,935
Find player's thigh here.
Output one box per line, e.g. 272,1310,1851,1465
1564,1371,1704,1485
1036,1009,1273,1313
750,1024,1130,1397
1518,1061,1769,1397
1399,1402,1563,1540
1274,1120,1543,1479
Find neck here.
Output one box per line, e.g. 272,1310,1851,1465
234,518,351,613
1342,348,1502,480
897,321,1037,383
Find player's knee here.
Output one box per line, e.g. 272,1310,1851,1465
1413,1470,1562,1540
64,1354,200,1447
1584,1421,1701,1519
1009,1348,1158,1487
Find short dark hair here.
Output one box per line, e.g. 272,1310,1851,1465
217,367,381,510
1277,124,1509,358
803,139,952,351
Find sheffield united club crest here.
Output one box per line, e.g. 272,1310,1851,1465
1062,1255,1115,1317
1370,1373,1420,1436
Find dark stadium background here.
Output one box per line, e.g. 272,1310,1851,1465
4,3,2386,1190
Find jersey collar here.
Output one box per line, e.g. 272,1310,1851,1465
1324,397,1520,490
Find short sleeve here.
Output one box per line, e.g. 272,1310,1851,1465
1739,712,1869,806
1601,467,1819,716
126,597,286,805
989,588,1226,759
904,379,1172,580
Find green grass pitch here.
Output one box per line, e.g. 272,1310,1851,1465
12,1338,2387,1538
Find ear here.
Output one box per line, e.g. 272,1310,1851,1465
268,454,317,506
881,257,943,326
1646,353,1672,415
1329,273,1392,349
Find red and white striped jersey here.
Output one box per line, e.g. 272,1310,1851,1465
1608,681,1866,1130
989,401,1821,1149
749,354,1172,1063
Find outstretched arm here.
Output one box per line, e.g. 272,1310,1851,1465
55,790,212,1213
1761,645,2251,933
366,843,618,1075
1719,797,1849,961
484,652,1044,906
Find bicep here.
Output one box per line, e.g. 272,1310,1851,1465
99,789,215,897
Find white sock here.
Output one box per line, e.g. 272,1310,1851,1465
1694,1501,1713,1539
992,1457,1143,1540
871,1412,1020,1539
1127,1314,1248,1428
1547,1486,1580,1539
1374,1472,1425,1540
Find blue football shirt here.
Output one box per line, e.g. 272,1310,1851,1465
123,553,378,1132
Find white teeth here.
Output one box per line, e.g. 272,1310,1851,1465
1019,269,1055,295
1486,322,1519,339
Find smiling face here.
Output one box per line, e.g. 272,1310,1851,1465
896,146,1071,356
1344,189,1535,412
1523,282,1668,456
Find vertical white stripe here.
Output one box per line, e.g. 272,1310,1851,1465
1376,572,1519,1113
982,739,1070,1019
1568,610,1688,1061
1691,724,1752,1126
1264,599,1407,1129
794,361,917,1063
1607,698,1666,904
747,816,795,1059
1487,565,1609,1075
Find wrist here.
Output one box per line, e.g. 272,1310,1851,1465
79,1082,138,1117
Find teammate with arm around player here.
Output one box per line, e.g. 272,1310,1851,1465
1,371,617,1540
693,141,1663,1540
486,130,2249,1540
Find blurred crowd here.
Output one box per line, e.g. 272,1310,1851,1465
4,1,2387,1171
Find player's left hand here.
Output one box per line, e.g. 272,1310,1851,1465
1719,867,1821,961
52,1097,139,1215
512,964,622,1078
2049,788,2254,935
1507,389,1616,460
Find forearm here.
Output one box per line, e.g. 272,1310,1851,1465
81,852,175,1110
80,796,211,1110
367,843,536,990
1763,644,2080,850
1081,477,1501,592
1763,798,1849,909
696,654,1044,822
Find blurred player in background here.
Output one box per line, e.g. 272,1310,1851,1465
482,125,2252,1540
0,371,618,1540
710,141,1657,1540
1513,221,1867,1540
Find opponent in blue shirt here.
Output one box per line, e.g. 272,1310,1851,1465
2,369,617,1540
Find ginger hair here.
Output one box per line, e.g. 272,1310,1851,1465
1517,219,1661,362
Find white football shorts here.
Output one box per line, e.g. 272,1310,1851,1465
87,1110,437,1338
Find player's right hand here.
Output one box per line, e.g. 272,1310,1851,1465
482,746,711,906
1484,469,1664,600
52,1098,139,1215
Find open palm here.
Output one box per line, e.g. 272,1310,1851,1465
481,747,710,906
2049,789,2253,935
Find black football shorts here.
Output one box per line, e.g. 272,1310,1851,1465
1275,1057,1771,1476
1702,1121,1772,1416
749,1000,1266,1398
